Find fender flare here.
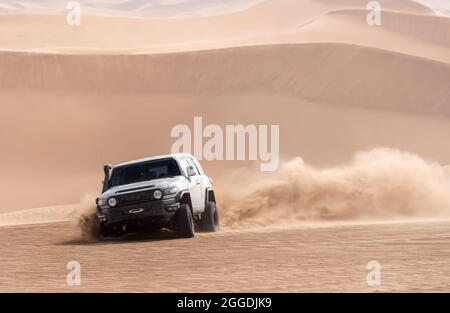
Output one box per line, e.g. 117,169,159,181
178,191,194,216
205,188,216,206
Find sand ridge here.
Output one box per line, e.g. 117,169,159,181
0,0,442,53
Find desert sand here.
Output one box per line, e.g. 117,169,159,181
1,0,450,291
1,219,450,292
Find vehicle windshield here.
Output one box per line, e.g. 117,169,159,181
110,158,181,187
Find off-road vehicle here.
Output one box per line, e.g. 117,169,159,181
96,153,219,238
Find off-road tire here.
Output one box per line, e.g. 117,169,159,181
200,201,220,232
175,204,195,238
100,224,125,238
99,224,112,237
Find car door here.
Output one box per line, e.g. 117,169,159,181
190,156,209,198
181,157,203,213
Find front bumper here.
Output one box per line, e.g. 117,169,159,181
97,196,180,227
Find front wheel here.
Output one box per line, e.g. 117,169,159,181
99,224,112,237
99,224,125,238
200,202,220,232
174,204,195,238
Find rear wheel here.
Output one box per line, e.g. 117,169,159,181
174,204,195,238
200,202,220,232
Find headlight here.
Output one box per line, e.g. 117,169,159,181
108,197,117,207
163,186,179,195
98,198,107,206
153,190,163,200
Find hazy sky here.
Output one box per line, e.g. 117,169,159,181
0,0,448,17
416,0,450,14
0,0,264,18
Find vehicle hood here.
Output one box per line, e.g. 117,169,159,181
100,176,187,198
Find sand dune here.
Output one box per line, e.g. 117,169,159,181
1,40,450,211
0,0,440,53
281,9,450,63
1,43,449,114
320,9,450,48
316,0,435,14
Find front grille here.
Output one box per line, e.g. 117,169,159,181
116,189,158,207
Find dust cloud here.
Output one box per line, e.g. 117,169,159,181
221,148,450,228
73,194,100,241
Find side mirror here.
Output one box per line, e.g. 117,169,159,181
186,166,196,177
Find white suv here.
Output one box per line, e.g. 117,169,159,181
96,153,219,238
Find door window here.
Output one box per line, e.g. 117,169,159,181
186,158,200,175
